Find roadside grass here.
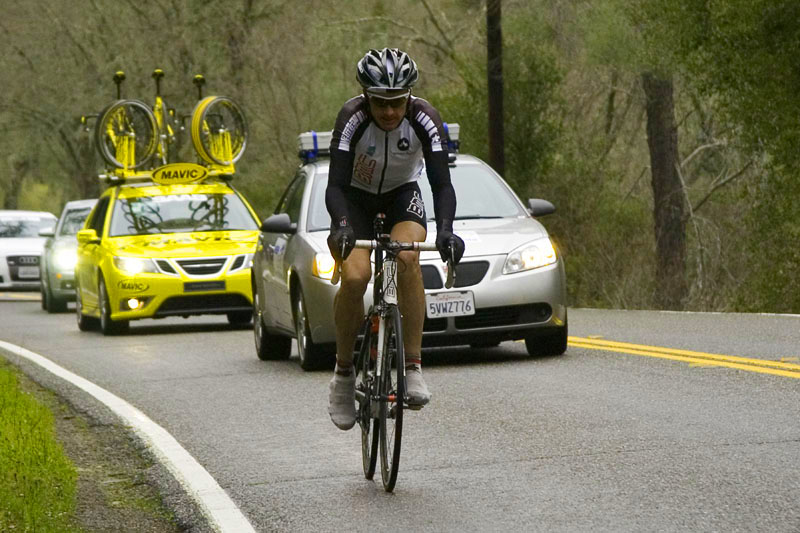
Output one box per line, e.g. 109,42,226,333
0,360,81,532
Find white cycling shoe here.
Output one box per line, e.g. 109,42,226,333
405,365,431,406
328,367,356,430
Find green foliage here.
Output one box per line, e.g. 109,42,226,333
0,363,79,532
3,0,799,311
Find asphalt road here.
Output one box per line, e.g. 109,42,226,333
2,296,799,532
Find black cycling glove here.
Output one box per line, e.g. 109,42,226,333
327,216,355,262
435,220,465,264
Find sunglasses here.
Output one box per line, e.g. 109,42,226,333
368,95,409,109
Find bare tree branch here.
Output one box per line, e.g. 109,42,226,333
691,160,754,214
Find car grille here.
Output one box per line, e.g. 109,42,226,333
454,303,552,329
230,255,245,270
6,255,40,281
176,257,226,276
6,255,39,266
154,293,251,317
156,259,177,274
420,261,490,289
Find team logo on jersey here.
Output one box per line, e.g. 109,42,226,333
355,154,376,185
407,191,424,219
367,145,376,156
397,137,410,151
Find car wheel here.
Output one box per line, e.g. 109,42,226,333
99,275,129,336
524,313,568,357
75,281,98,332
227,310,253,326
253,291,291,361
293,287,332,371
43,279,67,313
40,278,48,310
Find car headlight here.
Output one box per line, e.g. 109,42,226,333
53,248,78,271
502,238,557,274
113,256,158,275
312,252,336,280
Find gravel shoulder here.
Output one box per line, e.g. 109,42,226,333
11,362,213,532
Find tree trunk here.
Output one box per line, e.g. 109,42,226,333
487,0,504,176
4,156,30,210
641,72,687,310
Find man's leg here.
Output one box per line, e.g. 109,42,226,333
390,221,431,405
328,249,371,430
333,248,371,366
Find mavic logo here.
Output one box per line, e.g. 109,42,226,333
152,163,209,185
118,279,149,292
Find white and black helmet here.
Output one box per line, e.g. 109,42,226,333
357,48,419,98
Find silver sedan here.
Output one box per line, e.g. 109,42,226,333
252,152,567,370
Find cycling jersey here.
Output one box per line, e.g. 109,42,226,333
325,95,456,232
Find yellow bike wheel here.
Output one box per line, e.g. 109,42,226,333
95,99,158,169
190,96,248,166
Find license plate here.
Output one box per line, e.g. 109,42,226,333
425,291,475,318
17,266,40,279
184,281,226,292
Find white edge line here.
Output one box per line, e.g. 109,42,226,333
0,340,256,533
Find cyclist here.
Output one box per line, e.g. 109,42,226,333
326,48,465,430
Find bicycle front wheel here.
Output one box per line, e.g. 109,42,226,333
379,305,404,492
95,99,157,169
356,314,379,479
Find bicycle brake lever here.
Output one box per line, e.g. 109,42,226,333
444,242,456,289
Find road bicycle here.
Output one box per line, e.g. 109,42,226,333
189,75,248,173
335,214,455,492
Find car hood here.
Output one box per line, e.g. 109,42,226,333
0,237,47,254
107,230,259,258
305,217,549,259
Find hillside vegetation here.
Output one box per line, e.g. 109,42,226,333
2,0,798,312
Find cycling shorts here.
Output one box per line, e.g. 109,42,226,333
336,181,427,239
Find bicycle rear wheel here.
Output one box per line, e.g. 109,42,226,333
379,305,404,492
190,96,248,166
356,315,379,479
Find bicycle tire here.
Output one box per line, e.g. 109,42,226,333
356,315,379,479
94,99,157,169
379,305,404,492
190,96,248,166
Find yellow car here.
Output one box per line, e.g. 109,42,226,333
75,176,261,335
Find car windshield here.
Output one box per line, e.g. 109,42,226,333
109,193,258,237
0,215,55,237
307,162,527,231
59,208,93,236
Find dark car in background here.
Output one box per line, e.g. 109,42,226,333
39,199,97,312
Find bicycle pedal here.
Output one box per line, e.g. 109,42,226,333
405,403,424,411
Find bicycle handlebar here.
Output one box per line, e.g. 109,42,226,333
330,239,455,289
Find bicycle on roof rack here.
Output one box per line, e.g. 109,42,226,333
334,213,456,492
84,69,248,182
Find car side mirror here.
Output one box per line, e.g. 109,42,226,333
76,228,100,245
260,213,297,234
38,227,55,237
527,199,556,217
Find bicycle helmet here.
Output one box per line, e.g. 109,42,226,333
357,48,419,99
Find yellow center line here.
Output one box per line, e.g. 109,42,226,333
568,336,800,379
